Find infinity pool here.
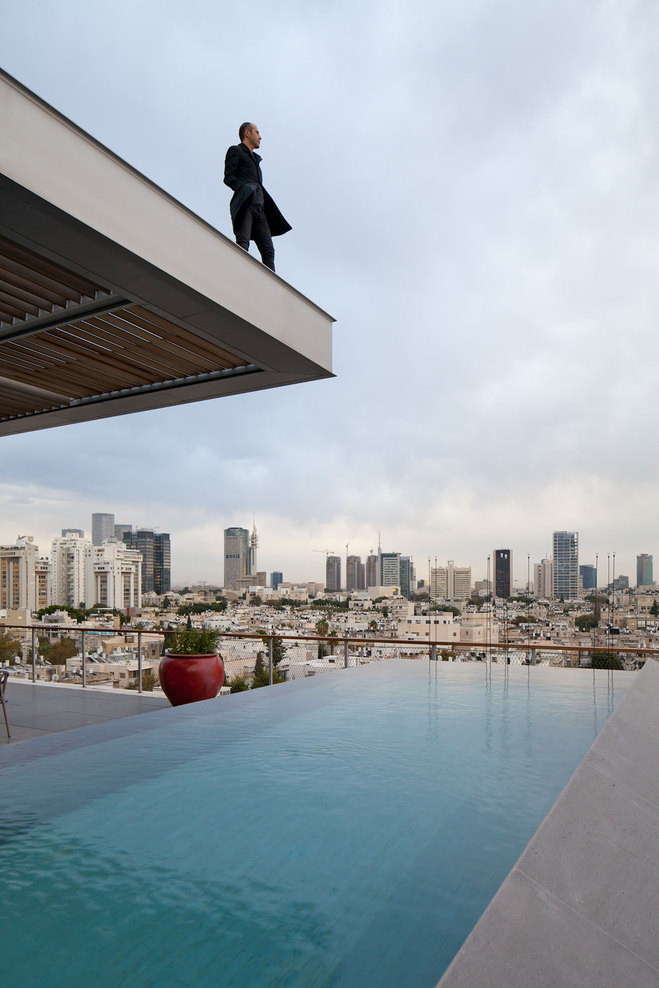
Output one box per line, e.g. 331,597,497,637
0,661,632,986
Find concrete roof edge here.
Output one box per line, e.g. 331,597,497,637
0,67,335,324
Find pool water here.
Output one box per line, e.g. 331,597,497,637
0,661,631,987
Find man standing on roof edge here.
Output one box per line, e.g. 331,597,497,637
223,123,291,272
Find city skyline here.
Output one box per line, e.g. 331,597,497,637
2,3,658,590
1,515,653,591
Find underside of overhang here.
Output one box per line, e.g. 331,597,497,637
0,173,332,437
0,234,255,424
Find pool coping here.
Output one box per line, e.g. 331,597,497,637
437,658,659,987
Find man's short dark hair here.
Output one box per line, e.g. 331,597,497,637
239,122,254,141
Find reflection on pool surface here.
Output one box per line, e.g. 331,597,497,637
0,661,632,987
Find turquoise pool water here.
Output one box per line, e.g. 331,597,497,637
0,662,631,986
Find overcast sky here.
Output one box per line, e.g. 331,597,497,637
2,0,658,588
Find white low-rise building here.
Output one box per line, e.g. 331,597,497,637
397,611,460,642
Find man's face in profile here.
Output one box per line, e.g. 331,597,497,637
245,125,261,150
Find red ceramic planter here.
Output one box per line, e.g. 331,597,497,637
159,653,225,707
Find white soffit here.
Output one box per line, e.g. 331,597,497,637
0,69,334,437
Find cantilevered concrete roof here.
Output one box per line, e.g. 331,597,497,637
0,69,334,437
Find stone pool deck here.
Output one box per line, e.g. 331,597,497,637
438,658,659,987
0,678,169,745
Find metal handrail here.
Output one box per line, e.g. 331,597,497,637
1,622,656,693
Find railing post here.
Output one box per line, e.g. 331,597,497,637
81,630,86,688
138,631,143,693
344,639,349,669
430,644,436,662
268,638,273,685
31,627,36,682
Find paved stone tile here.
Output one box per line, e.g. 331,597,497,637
519,761,659,972
1,680,169,745
589,707,659,809
440,870,659,988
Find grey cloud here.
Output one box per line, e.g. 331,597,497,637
2,0,658,584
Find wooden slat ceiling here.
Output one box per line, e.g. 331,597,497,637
0,237,251,425
0,234,109,325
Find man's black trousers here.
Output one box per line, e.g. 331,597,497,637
234,203,275,271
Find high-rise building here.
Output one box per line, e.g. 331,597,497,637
50,532,93,607
553,531,579,599
637,554,653,587
347,555,365,592
92,513,115,546
399,556,414,598
533,558,554,599
365,554,379,588
0,536,50,611
249,522,258,576
494,549,512,598
61,528,84,538
431,566,448,599
223,527,249,590
270,571,283,590
91,541,142,610
114,523,132,541
326,555,341,591
451,563,472,600
380,552,400,587
154,533,171,595
122,530,171,594
430,562,471,600
579,564,597,591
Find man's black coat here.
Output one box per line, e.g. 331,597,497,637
223,143,292,237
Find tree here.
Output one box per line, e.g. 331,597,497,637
177,601,227,617
38,636,52,658
255,632,286,666
430,603,461,616
575,614,598,632
48,637,77,665
227,674,249,693
0,633,21,665
315,618,329,637
651,599,659,617
591,650,623,670
251,652,284,689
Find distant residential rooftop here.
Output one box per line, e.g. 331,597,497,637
0,69,334,437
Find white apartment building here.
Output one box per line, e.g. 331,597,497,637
534,558,554,599
91,540,142,610
398,611,460,642
50,533,93,607
0,535,51,611
51,534,141,609
460,614,500,645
